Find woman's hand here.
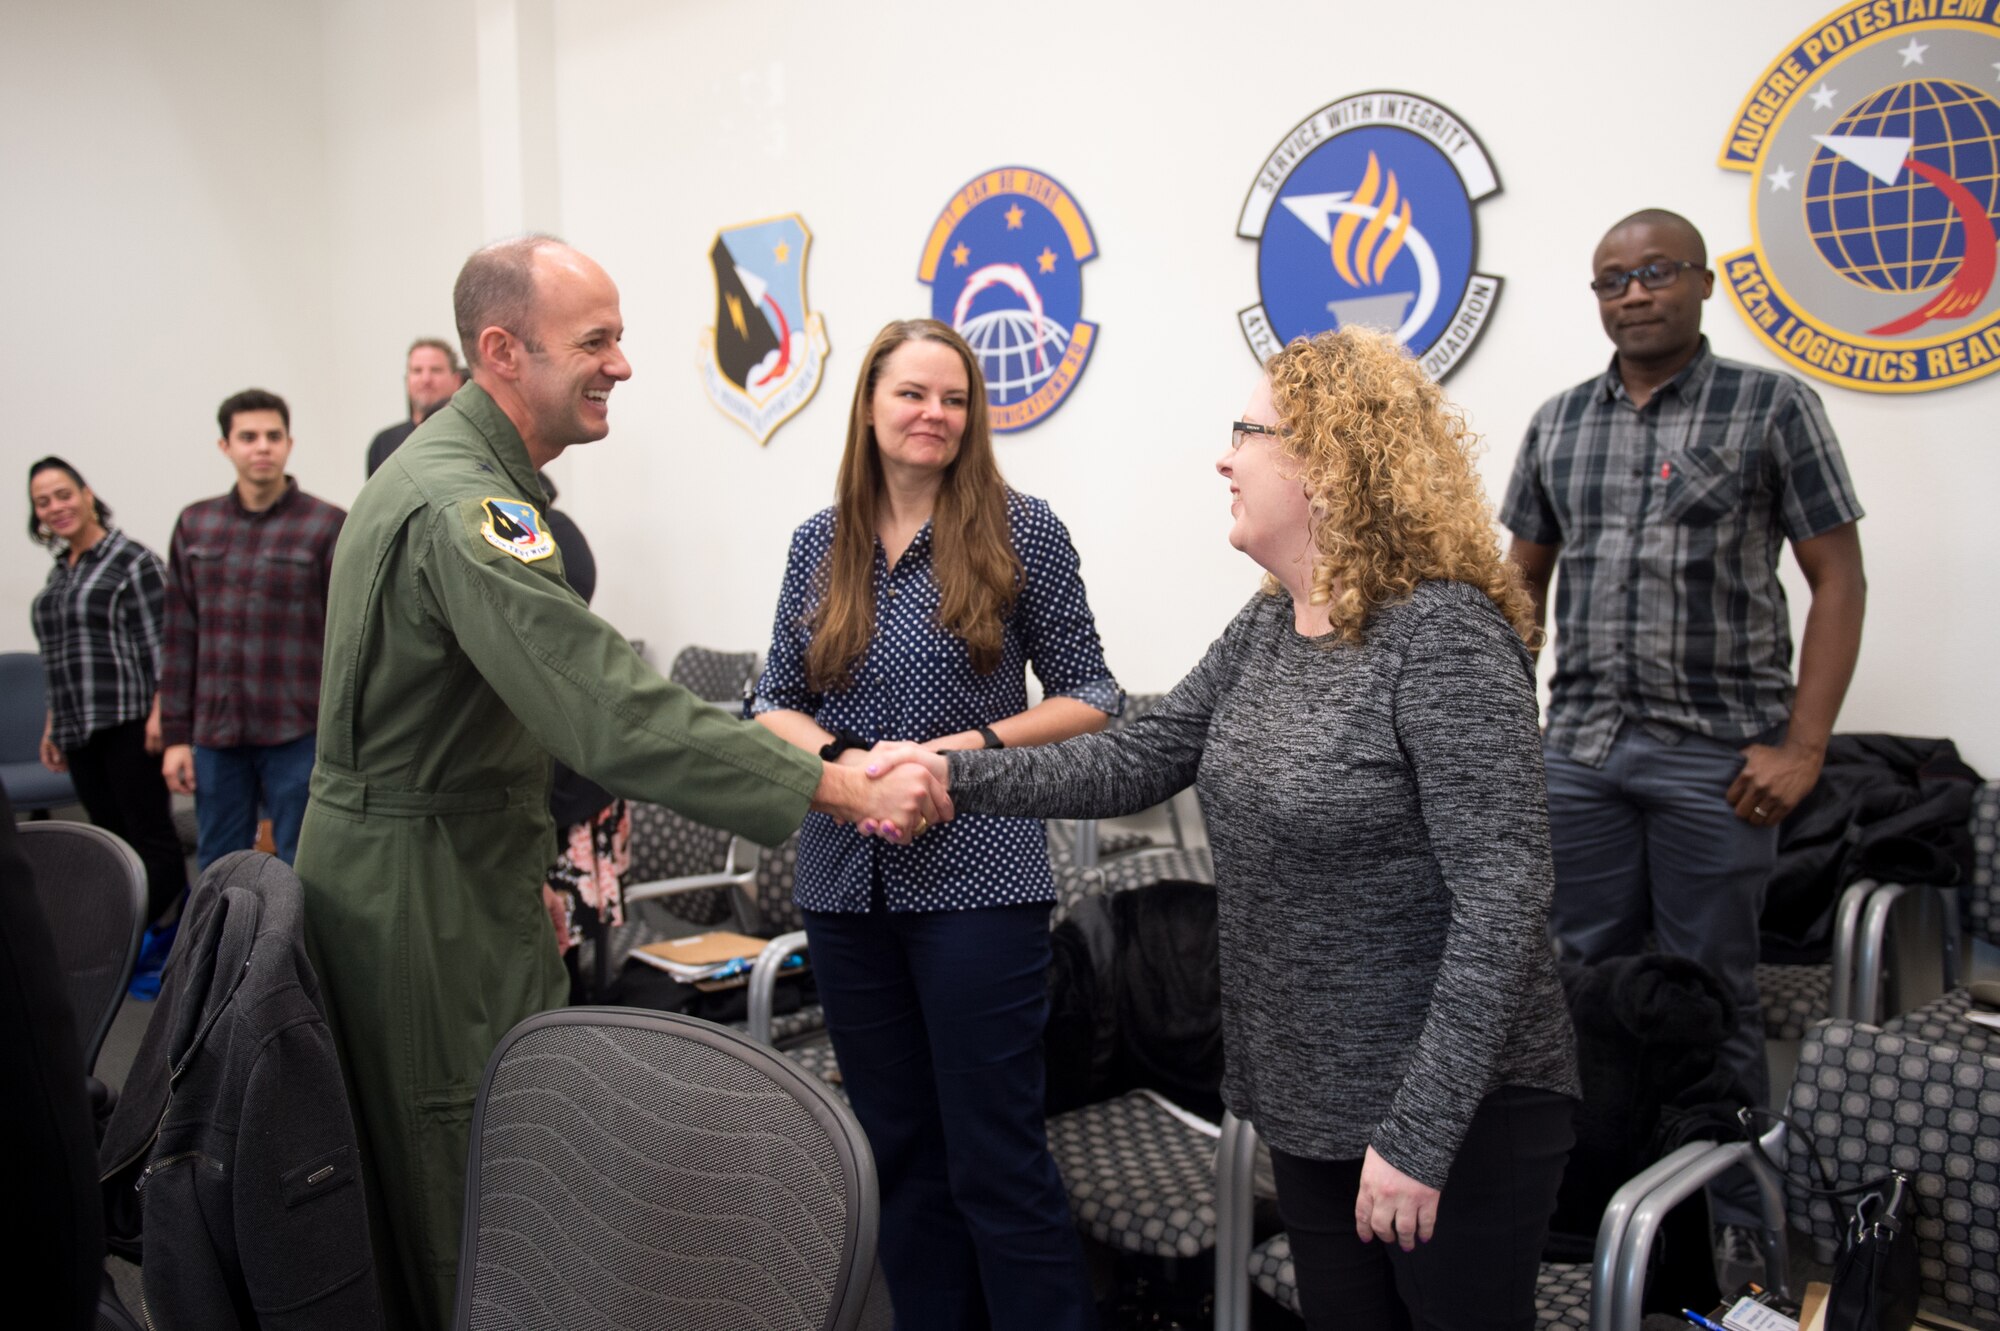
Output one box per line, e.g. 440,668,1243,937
865,741,949,785
921,730,985,753
40,734,67,774
1354,1146,1440,1251
144,696,164,754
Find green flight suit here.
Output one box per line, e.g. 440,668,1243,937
294,383,821,1330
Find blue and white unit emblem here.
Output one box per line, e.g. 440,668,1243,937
1238,91,1502,380
917,166,1098,432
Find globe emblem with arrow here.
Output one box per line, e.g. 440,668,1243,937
1718,8,2000,393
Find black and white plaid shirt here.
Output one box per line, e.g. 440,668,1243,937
30,527,168,751
1499,339,1863,767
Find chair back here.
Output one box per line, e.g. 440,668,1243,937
1787,1018,2000,1324
670,646,760,704
0,652,48,760
1,651,80,812
1967,780,1998,949
455,1008,878,1331
18,822,146,1069
624,800,735,925
754,832,807,937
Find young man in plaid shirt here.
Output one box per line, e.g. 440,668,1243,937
1501,210,1867,1270
159,389,346,867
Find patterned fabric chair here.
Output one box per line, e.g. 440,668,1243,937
1781,1018,2000,1322
573,800,752,993
1853,780,2000,1043
771,856,1227,1271
1213,1110,1730,1331
1756,962,1835,1042
668,644,760,704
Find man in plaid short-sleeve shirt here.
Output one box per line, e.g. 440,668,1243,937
1500,210,1866,1234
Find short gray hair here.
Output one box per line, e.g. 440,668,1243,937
453,234,565,370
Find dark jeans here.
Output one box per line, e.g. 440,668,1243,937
1543,724,1776,1224
1267,1086,1574,1331
803,900,1094,1331
64,718,186,923
193,733,315,868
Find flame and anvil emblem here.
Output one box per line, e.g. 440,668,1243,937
1331,153,1414,288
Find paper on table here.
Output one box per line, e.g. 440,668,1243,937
1722,1296,1798,1331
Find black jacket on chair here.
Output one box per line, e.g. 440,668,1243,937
99,851,382,1330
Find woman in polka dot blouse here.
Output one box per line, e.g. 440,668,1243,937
751,318,1121,1331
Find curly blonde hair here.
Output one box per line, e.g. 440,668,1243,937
1263,327,1536,645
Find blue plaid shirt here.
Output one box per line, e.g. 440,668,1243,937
1499,339,1863,767
753,492,1121,913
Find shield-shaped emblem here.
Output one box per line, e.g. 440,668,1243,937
699,213,829,445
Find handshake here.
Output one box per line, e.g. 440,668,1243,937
812,741,956,844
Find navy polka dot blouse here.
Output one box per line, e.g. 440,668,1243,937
751,492,1122,913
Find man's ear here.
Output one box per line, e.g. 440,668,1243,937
477,326,518,379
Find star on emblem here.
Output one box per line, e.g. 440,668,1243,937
773,241,790,263
1004,204,1025,230
1767,164,1795,191
951,242,970,267
1809,83,1837,111
1898,37,1927,65
1036,247,1058,275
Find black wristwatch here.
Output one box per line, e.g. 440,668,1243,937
819,730,874,762
977,725,1005,750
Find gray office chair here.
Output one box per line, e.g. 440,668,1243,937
18,821,145,1069
669,644,761,704
454,1007,879,1331
0,652,78,815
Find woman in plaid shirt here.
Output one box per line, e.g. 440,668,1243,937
28,457,187,983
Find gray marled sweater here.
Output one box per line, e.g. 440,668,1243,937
948,581,1580,1187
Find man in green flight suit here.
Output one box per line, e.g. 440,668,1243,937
295,235,949,1330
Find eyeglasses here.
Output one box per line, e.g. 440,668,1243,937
1589,259,1706,300
1229,421,1287,450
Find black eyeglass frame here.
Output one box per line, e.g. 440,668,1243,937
1589,259,1707,300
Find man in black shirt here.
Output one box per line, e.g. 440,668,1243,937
363,336,465,476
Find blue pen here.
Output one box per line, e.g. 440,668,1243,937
1680,1310,1729,1331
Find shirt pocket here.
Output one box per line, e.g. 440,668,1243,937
1659,444,1744,526
256,547,317,600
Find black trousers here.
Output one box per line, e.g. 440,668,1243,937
1267,1086,1575,1331
803,900,1095,1331
64,718,186,923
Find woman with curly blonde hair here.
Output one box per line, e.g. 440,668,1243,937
869,327,1581,1331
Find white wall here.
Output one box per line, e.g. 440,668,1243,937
5,0,1994,774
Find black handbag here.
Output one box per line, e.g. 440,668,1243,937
1740,1108,1920,1331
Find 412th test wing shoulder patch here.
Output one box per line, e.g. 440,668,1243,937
476,497,555,563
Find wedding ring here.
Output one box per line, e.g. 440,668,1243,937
1753,806,1768,818
912,815,930,839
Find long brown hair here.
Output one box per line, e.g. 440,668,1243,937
1264,327,1537,645
805,319,1020,691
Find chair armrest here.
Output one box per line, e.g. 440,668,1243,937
1213,1111,1260,1331
623,837,761,932
1852,880,1933,1024
747,930,809,1045
1607,1124,1790,1331
1826,877,1877,1021
1587,1140,1718,1331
